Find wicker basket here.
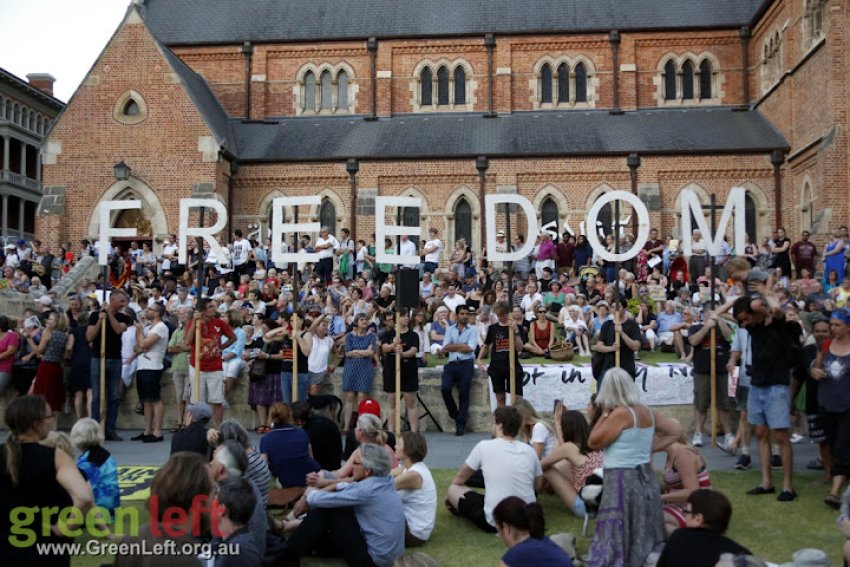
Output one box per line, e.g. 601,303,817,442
549,340,575,362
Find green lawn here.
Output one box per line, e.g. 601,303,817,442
72,470,845,566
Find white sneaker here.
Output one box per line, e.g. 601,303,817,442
692,432,704,447
790,433,805,444
718,434,736,456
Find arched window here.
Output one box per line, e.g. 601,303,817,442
421,67,433,106
541,197,559,234
556,63,569,103
699,60,713,99
319,199,337,236
454,67,466,105
664,60,677,100
597,201,613,237
437,67,450,105
540,64,553,104
337,70,348,109
745,193,757,240
320,71,333,110
304,71,316,110
682,60,695,100
13,104,21,124
454,198,472,244
575,63,588,103
123,99,140,116
402,205,420,230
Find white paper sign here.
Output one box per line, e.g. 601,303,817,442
178,198,228,265
681,186,746,257
97,200,141,265
375,196,422,265
270,196,321,265
484,363,697,412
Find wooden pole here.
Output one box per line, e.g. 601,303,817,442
194,314,202,401
709,193,718,448
292,313,300,403
508,322,516,404
194,207,205,404
99,265,108,432
614,311,621,368
395,309,401,435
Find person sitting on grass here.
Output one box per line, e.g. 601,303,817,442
562,305,591,357
541,403,603,518
209,476,261,567
171,402,213,457
445,405,542,533
259,402,320,489
656,489,750,567
659,429,712,535
493,496,574,567
284,443,405,567
70,417,120,520
392,431,437,547
207,419,271,504
514,399,556,459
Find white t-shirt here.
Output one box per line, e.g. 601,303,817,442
307,334,335,373
530,422,556,459
160,243,178,270
137,321,169,371
465,437,542,527
316,235,339,260
521,293,544,320
232,238,252,267
399,238,417,259
424,239,442,263
443,294,466,313
398,461,437,541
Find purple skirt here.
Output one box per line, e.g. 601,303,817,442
249,373,282,407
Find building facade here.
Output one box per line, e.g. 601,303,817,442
38,0,848,256
1,69,64,242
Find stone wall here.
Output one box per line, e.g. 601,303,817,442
0,255,99,322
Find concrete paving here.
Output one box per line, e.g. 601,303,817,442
0,427,821,473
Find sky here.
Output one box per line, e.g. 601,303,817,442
0,0,129,102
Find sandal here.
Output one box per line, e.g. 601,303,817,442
825,494,841,509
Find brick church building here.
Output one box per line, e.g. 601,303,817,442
38,0,847,256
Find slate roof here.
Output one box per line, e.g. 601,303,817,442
142,0,766,45
157,43,233,146
0,67,65,110
229,108,789,162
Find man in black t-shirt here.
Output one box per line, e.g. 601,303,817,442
380,311,420,432
687,311,735,449
291,401,343,471
594,298,642,383
85,288,132,440
733,292,800,502
477,301,524,406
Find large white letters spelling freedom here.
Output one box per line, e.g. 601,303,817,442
95,187,748,266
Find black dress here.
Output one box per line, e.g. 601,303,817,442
0,442,74,567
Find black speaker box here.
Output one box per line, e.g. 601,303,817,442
397,269,420,308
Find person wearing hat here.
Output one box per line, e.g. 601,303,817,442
285,442,405,567
3,243,19,270
170,402,213,456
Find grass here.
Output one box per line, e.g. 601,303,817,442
71,470,845,566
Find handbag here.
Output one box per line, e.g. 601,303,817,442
249,343,269,382
549,339,574,362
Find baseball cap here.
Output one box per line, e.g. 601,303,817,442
187,402,213,421
37,296,53,306
17,239,25,246
358,398,381,418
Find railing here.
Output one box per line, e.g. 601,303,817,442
0,169,41,192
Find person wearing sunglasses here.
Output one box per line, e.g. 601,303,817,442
656,489,750,567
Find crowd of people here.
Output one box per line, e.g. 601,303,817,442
0,221,849,566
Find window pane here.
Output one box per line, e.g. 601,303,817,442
575,63,587,103
556,63,569,103
541,64,553,104
402,206,420,229
320,71,333,110
123,99,140,116
454,67,466,105
597,201,613,236
664,60,677,100
304,71,316,110
699,60,712,99
745,194,757,240
437,67,450,105
320,199,336,236
541,198,559,233
454,198,472,244
337,71,348,110
421,67,433,105
682,61,695,100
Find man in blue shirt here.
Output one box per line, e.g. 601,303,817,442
439,305,479,436
655,300,688,360
284,443,405,567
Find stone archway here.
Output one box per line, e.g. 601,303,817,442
87,178,169,254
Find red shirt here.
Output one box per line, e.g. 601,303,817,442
186,317,235,372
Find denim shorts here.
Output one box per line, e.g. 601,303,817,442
747,384,791,430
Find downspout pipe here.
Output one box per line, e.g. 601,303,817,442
241,41,254,119
609,31,622,114
771,150,785,228
484,34,496,118
366,38,378,121
739,27,751,108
